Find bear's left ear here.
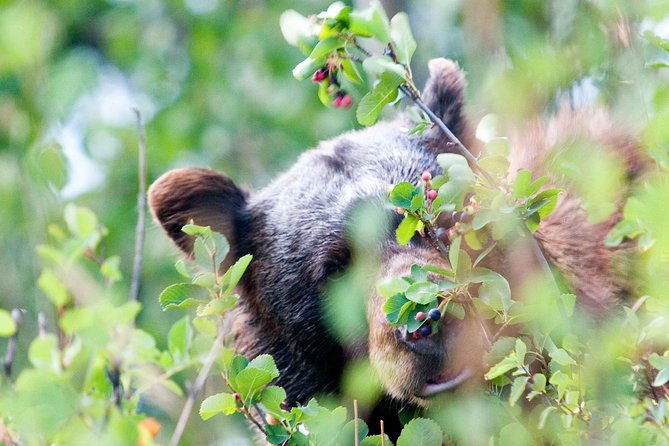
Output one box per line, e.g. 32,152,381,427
148,168,250,269
420,58,478,153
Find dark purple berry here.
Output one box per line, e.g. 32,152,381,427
428,308,441,321
419,325,432,337
415,312,425,322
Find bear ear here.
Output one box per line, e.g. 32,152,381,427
420,58,476,152
148,168,250,268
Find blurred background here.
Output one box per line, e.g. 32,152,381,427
1,0,668,443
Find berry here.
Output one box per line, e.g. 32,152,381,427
332,95,342,108
311,69,328,83
338,94,352,108
427,189,437,201
421,171,432,182
419,325,432,337
233,392,241,401
396,207,405,215
415,311,425,322
436,227,448,242
428,308,441,321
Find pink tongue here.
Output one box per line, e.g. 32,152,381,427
418,368,474,397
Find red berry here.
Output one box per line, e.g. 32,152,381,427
421,171,432,182
396,207,405,215
339,94,352,108
233,393,241,401
427,189,437,201
415,312,425,321
311,69,327,83
332,96,342,108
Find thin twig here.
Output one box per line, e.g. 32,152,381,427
169,328,225,446
3,309,21,377
353,400,359,446
400,85,498,188
37,312,46,337
129,108,148,302
380,420,385,446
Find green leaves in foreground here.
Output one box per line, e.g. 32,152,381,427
397,418,443,446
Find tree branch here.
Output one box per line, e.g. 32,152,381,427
129,108,148,302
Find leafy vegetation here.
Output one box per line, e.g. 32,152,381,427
1,0,669,445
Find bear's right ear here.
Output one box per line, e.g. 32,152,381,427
148,168,250,267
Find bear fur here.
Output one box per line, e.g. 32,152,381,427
148,59,641,435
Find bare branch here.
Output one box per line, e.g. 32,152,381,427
129,108,148,302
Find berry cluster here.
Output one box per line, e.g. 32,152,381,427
311,66,352,108
412,308,441,339
422,170,438,202
435,196,479,243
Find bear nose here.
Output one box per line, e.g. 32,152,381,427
395,326,443,359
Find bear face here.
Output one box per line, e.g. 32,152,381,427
148,59,638,417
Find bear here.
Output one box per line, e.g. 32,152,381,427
148,58,642,438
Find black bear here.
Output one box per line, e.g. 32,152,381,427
148,58,641,433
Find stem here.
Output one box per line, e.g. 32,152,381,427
424,221,450,260
129,108,148,302
354,400,359,446
399,84,498,188
380,420,385,446
2,309,21,377
169,327,225,446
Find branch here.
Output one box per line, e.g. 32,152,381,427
129,108,148,302
169,327,225,446
2,309,21,377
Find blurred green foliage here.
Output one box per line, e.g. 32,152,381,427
1,0,669,444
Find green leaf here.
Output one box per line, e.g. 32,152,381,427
357,71,404,125
384,293,410,324
159,283,207,310
389,12,416,66
485,355,519,380
550,348,576,366
512,169,532,198
649,352,669,370
248,354,280,379
340,58,362,84
362,55,406,79
396,213,421,245
349,0,391,42
531,373,547,392
64,204,99,238
509,376,529,406
448,236,462,275
280,9,318,53
197,297,237,316
309,37,345,61
28,334,60,371
236,368,276,402
538,406,557,429
318,77,332,107
181,223,212,237
377,276,410,299
397,418,443,446
339,419,369,445
405,282,439,305
361,434,394,446
515,339,527,365
38,268,70,308
293,57,321,80
266,424,292,444
0,309,16,337
411,264,428,282
653,368,669,387
168,316,192,363
100,255,122,283
220,254,253,297
531,188,562,219
199,392,237,420
390,182,418,208
260,386,287,417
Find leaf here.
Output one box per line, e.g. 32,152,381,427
349,0,391,42
531,373,547,392
649,352,669,370
538,406,557,429
309,37,344,61
390,182,418,208
512,169,532,198
28,334,60,371
531,188,562,219
38,269,70,308
653,368,669,387
0,309,16,337
64,204,99,238
509,376,529,406
377,276,410,298
235,368,276,402
199,393,237,420
357,71,404,125
549,348,576,366
484,355,519,380
448,236,462,275
293,57,321,80
220,254,253,296
159,283,207,310
266,424,291,444
318,77,332,107
248,354,280,379
260,386,287,417
411,264,428,282
515,339,527,365
389,12,416,66
339,419,369,445
361,434,394,446
181,223,212,237
405,282,439,305
340,58,362,84
384,293,410,324
168,316,192,363
396,214,420,245
397,418,443,446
